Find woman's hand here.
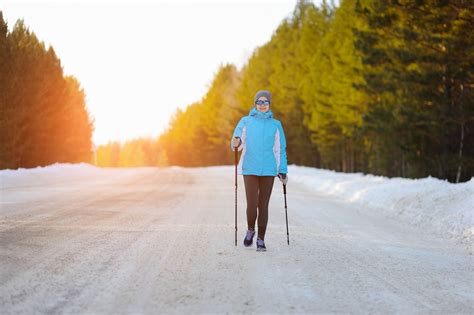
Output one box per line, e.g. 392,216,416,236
278,173,288,185
232,137,241,148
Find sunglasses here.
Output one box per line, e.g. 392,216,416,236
255,100,270,106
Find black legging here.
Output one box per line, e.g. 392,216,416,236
243,175,275,240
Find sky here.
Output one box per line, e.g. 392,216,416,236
1,0,320,145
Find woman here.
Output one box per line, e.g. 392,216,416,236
230,90,288,252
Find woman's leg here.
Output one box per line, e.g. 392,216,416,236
243,175,259,231
257,176,275,240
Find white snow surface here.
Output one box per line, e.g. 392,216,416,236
1,163,473,314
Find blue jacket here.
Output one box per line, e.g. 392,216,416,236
231,107,287,176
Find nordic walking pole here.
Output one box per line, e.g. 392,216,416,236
234,140,239,246
283,183,289,245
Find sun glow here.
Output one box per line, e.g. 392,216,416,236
1,0,298,145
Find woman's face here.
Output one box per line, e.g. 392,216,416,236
255,96,270,113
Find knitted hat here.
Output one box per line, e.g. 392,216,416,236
254,90,272,104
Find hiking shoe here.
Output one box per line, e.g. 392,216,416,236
243,230,255,247
256,239,266,252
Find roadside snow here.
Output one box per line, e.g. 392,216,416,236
289,165,473,243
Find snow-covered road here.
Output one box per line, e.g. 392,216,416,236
1,165,473,314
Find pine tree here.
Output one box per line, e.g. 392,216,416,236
236,0,329,167
0,12,13,167
0,17,94,169
158,64,241,166
301,0,368,171
354,0,474,181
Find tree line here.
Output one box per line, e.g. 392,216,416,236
0,12,93,169
3,0,472,183
101,0,471,182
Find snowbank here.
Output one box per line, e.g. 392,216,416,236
1,162,96,176
289,165,474,243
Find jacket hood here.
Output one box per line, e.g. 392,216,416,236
249,107,273,119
